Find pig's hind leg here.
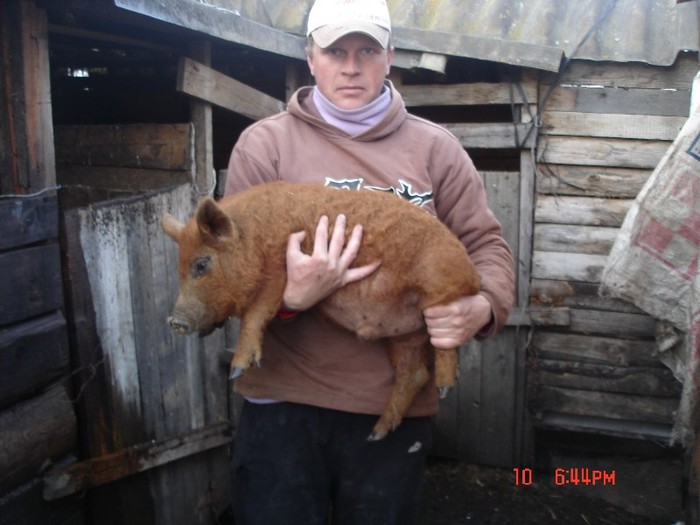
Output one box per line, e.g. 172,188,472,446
368,331,431,441
434,348,459,399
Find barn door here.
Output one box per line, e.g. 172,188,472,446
398,76,535,467
53,125,232,524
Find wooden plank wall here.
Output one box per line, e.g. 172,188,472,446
55,123,194,203
399,77,536,466
0,2,85,522
529,54,696,438
0,194,85,524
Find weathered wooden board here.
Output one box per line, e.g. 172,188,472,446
401,81,537,107
528,306,571,327
534,386,677,425
530,279,644,314
538,136,670,169
442,122,535,148
57,165,191,193
535,195,632,227
532,251,608,283
534,224,618,255
44,422,232,500
0,0,55,194
177,57,285,121
550,55,698,91
54,124,194,171
0,243,63,325
542,111,686,140
515,151,536,310
433,327,527,467
542,85,691,117
483,171,520,268
0,382,77,496
0,311,69,409
568,309,656,339
535,360,681,397
532,332,661,367
536,165,651,198
0,194,57,250
61,184,232,524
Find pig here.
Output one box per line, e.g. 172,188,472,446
162,181,480,440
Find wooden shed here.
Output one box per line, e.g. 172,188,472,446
0,0,698,523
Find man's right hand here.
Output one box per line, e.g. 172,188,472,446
282,214,381,312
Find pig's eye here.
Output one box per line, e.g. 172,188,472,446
191,257,210,278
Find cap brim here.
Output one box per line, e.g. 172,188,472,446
312,23,390,49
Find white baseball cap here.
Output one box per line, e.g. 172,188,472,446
306,0,392,49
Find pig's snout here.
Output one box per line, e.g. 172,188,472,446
168,315,192,334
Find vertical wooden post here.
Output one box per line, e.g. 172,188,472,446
285,60,309,103
188,40,214,197
0,0,55,195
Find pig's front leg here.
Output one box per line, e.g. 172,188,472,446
229,280,286,379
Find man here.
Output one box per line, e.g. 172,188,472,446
225,0,514,523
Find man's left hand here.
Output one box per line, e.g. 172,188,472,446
423,294,493,349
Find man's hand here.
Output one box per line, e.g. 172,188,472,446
423,294,493,349
283,214,381,312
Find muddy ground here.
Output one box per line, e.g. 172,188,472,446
415,457,688,525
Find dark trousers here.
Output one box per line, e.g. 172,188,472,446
232,401,432,525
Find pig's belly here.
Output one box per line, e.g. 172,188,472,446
319,287,426,341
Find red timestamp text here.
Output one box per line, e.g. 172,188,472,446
513,467,616,486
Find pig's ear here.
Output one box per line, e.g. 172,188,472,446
162,213,184,241
196,197,238,245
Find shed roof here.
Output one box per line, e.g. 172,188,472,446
115,0,698,72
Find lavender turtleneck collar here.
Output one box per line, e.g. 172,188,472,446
312,85,392,137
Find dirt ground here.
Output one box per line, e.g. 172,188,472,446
415,458,686,525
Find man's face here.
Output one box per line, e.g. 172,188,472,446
307,33,394,110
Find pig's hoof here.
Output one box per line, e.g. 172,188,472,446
229,367,245,380
367,431,386,442
438,386,451,399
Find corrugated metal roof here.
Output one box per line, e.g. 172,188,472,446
218,0,698,67
117,0,699,70
227,0,700,66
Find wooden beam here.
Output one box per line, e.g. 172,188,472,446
177,57,284,121
542,85,691,117
0,193,57,250
535,195,633,227
0,0,56,194
0,311,69,408
538,136,669,169
57,165,190,192
0,243,63,325
401,82,537,107
532,251,608,283
542,111,686,141
534,386,677,424
534,224,619,255
536,359,681,397
1,382,77,496
43,422,233,500
532,331,660,367
536,165,652,198
188,41,215,196
54,123,194,171
443,122,536,149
